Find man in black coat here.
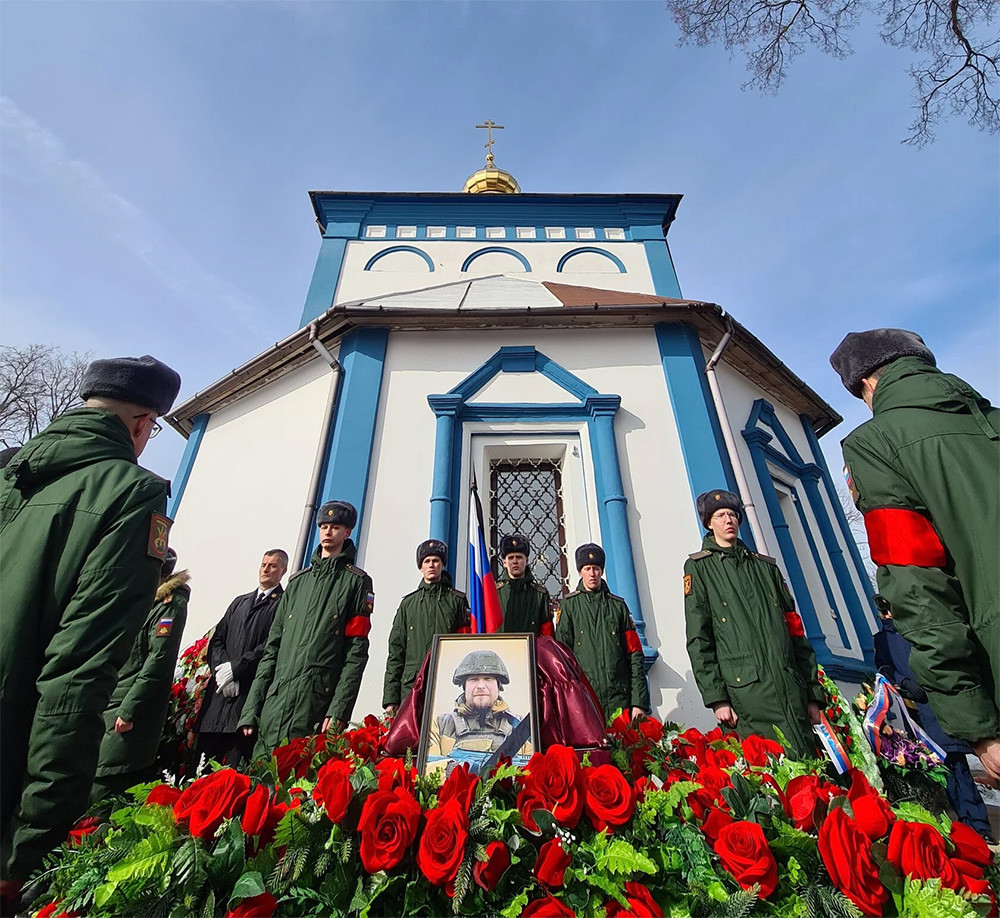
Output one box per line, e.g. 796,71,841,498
193,550,287,766
873,595,994,842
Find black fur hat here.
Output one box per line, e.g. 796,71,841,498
696,490,743,529
575,542,605,571
830,328,935,398
161,548,178,579
81,355,181,415
499,533,530,558
416,539,448,567
315,500,357,529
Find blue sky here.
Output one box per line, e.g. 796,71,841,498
2,1,997,481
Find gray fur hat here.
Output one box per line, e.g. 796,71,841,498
80,355,181,415
416,538,448,567
316,500,357,529
829,329,935,398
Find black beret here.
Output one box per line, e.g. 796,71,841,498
499,533,530,558
80,355,181,416
316,500,357,529
417,538,448,567
161,548,178,578
575,542,605,571
696,490,743,529
830,328,935,398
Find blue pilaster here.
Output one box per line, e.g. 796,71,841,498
167,413,209,519
427,395,463,546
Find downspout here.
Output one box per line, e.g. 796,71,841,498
292,321,343,572
704,317,769,552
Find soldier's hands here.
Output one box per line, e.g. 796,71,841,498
323,717,344,734
630,707,645,720
385,705,398,718
711,703,738,728
807,702,822,725
114,717,134,734
241,726,254,737
973,736,1000,781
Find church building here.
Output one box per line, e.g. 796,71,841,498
165,131,877,725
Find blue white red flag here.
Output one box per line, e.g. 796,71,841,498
468,470,503,634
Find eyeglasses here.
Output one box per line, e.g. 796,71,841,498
133,414,162,438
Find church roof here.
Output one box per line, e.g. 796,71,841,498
166,276,841,437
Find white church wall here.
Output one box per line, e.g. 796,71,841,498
168,359,336,642
334,240,656,303
352,326,713,727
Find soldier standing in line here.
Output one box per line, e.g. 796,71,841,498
0,355,180,902
92,549,190,799
831,328,999,779
239,501,373,758
555,543,649,723
684,490,823,759
194,550,288,767
496,533,556,636
382,540,471,717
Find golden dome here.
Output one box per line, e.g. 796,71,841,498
463,152,520,194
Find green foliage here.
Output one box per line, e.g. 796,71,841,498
592,836,657,876
722,771,775,823
770,820,820,871
892,801,952,834
501,889,529,918
900,878,981,917
708,886,760,917
797,884,863,918
230,870,266,902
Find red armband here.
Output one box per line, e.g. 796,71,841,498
539,621,555,637
344,615,371,638
864,508,947,568
784,611,805,638
625,629,643,654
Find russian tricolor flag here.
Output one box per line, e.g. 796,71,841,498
468,470,503,634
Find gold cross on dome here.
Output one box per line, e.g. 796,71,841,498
476,120,504,159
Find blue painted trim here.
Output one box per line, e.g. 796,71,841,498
427,346,656,664
800,416,878,663
363,245,434,272
167,413,209,519
460,246,531,273
642,240,682,298
306,328,389,558
556,246,627,274
300,237,348,325
653,324,752,548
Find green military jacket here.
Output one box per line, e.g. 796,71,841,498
684,535,823,757
0,408,168,880
382,573,470,709
96,571,190,777
497,569,555,635
555,580,650,721
842,357,1000,743
240,541,373,756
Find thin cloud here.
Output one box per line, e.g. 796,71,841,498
0,96,269,345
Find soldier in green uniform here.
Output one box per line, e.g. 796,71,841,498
428,650,528,771
496,533,556,636
684,490,823,758
0,355,180,898
239,500,373,758
382,540,471,716
831,329,1000,779
555,543,649,723
92,549,190,799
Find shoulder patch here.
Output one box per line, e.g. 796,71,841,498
364,591,375,614
752,552,778,565
564,590,580,598
688,550,711,561
449,587,467,599
155,617,174,637
531,582,548,594
498,580,509,589
346,563,368,578
147,513,172,560
289,565,312,581
684,573,693,596
609,593,626,603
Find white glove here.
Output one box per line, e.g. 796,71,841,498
221,679,240,699
215,662,234,688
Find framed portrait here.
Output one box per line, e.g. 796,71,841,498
417,633,540,777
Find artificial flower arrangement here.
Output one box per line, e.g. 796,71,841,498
30,710,997,918
159,634,213,780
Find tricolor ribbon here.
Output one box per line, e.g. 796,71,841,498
813,712,851,774
862,673,947,761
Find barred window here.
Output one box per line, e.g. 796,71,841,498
488,458,570,596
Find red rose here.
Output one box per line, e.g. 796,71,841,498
357,787,421,873
522,896,575,917
35,902,79,918
705,748,738,769
534,838,571,888
417,799,468,888
605,881,665,917
695,765,731,804
887,821,964,891
438,762,479,811
949,821,993,878
673,728,708,765
581,764,635,832
375,758,416,793
67,816,101,846
346,715,384,761
474,840,510,891
782,774,841,832
741,735,784,767
610,712,641,746
713,821,779,898
637,717,664,743
818,808,888,916
517,745,583,830
633,777,653,800
240,784,290,849
174,768,252,839
225,891,278,918
846,770,895,840
146,784,182,807
700,805,735,845
271,736,317,782
312,758,353,824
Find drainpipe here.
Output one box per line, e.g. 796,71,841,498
704,317,769,553
292,321,343,572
